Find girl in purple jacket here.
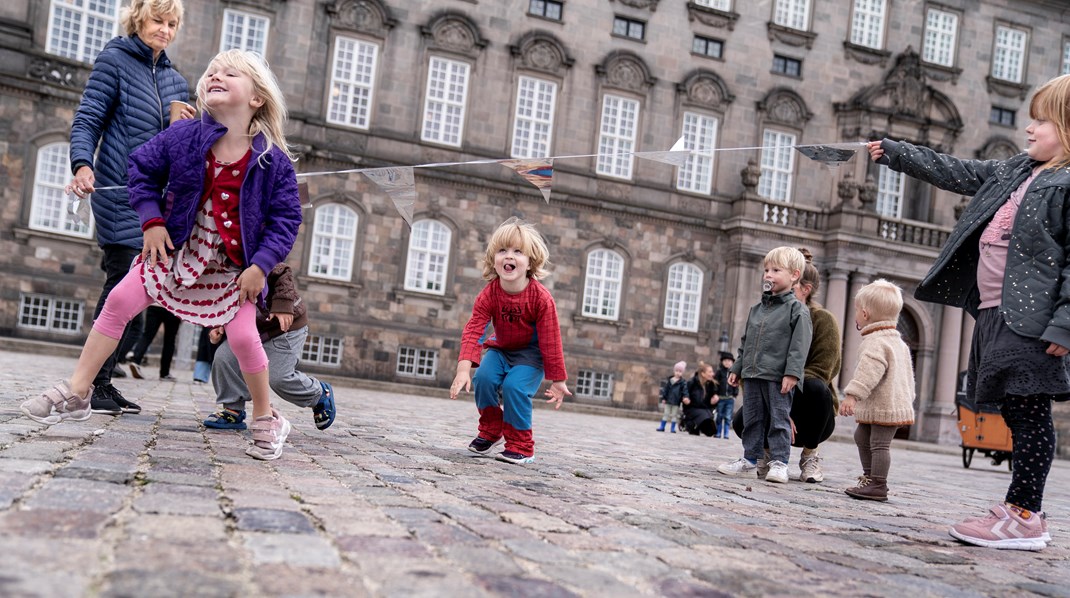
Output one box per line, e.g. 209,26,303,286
22,50,302,461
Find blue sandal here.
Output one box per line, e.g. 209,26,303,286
313,381,336,430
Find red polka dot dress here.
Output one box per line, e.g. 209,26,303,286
140,149,251,327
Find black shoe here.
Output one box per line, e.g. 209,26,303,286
108,386,141,414
111,365,127,378
90,385,123,415
467,436,503,455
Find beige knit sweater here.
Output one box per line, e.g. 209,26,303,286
842,320,916,426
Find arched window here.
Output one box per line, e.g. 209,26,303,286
308,204,358,281
582,248,624,320
405,219,451,294
664,263,703,332
30,143,92,239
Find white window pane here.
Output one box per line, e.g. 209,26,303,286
47,0,120,62
511,76,558,159
221,9,270,55
663,263,703,332
308,204,358,280
676,112,718,194
991,26,1026,83
422,57,470,147
773,0,810,31
850,0,886,49
876,165,904,218
695,0,731,9
758,130,796,203
582,249,624,320
922,8,957,67
405,220,452,294
30,143,93,238
596,95,638,179
327,37,379,130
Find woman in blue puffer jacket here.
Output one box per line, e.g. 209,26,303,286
65,0,190,416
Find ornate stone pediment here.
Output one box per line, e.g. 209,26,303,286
767,22,816,49
686,2,738,30
757,87,812,125
595,51,656,93
985,76,1030,100
420,11,487,58
510,31,574,77
327,0,397,36
676,69,734,111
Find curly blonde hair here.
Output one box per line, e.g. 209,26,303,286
120,0,184,36
481,217,551,280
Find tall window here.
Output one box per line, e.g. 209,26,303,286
302,335,343,366
1063,41,1070,76
876,165,904,218
511,76,558,159
596,95,639,179
46,0,119,62
421,57,470,147
664,263,703,332
405,220,451,295
327,37,379,130
18,294,84,335
396,346,438,379
582,249,624,320
308,204,358,281
991,26,1027,84
758,130,796,203
922,8,957,67
773,0,810,31
220,9,270,55
575,370,614,400
30,143,92,239
849,0,886,49
695,0,731,9
676,112,718,194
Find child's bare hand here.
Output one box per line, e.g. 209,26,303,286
1046,342,1069,357
237,265,266,304
450,361,473,399
780,375,798,395
208,327,224,344
142,226,173,268
840,395,857,416
270,312,294,331
544,380,571,409
682,397,691,405
866,140,884,162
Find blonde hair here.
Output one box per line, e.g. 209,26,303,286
694,360,714,378
1029,74,1070,170
854,278,904,322
121,0,184,36
763,246,806,279
196,50,295,163
481,217,551,280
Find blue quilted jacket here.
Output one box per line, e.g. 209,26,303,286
127,116,302,302
69,35,189,248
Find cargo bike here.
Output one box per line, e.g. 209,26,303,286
954,371,1012,470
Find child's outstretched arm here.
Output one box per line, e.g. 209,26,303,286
450,360,474,399
544,380,571,410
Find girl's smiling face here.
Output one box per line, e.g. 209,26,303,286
1026,117,1065,164
494,246,530,285
201,63,262,112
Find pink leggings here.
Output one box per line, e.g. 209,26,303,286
94,268,268,373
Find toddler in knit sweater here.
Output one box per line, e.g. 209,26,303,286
839,279,916,501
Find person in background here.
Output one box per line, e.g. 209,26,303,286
656,361,688,433
712,352,736,439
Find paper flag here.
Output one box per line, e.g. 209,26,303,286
500,158,554,203
67,194,91,226
633,136,693,168
794,142,864,169
362,166,416,225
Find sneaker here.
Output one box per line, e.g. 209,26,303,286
949,503,1048,551
110,391,142,414
717,458,758,477
245,408,291,461
765,460,789,483
799,451,824,483
90,385,123,415
159,374,177,381
203,408,247,430
111,365,127,379
312,381,336,430
20,381,93,425
756,449,771,478
127,361,144,379
468,436,503,455
496,450,535,464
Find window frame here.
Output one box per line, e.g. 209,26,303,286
29,142,93,239
575,369,614,400
308,203,359,282
302,334,344,367
691,35,724,60
396,346,439,379
989,106,1016,128
17,293,85,335
694,0,732,10
420,55,471,148
921,6,959,68
581,248,625,321
326,35,380,131
676,111,718,195
990,24,1028,84
1062,38,1070,76
772,54,802,77
758,129,797,203
772,0,811,32
848,0,887,50
510,75,559,159
663,262,704,333
528,0,563,21
612,16,646,41
404,219,453,296
219,8,271,55
45,0,120,63
875,165,905,219
595,94,640,180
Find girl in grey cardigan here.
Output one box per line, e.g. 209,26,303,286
866,74,1070,551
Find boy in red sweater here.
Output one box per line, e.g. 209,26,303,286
449,217,570,464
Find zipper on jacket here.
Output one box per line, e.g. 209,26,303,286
152,63,165,131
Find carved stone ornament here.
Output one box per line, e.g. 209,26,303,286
757,88,813,125
740,158,761,196
858,174,877,211
686,2,738,30
510,31,574,77
610,0,660,11
843,41,890,67
596,51,656,93
677,70,734,111
766,22,817,50
327,0,397,36
976,136,1021,160
985,75,1031,101
837,171,858,203
28,58,78,87
421,12,487,58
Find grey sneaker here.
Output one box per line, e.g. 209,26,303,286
765,460,789,483
717,458,758,476
799,451,824,483
20,381,93,425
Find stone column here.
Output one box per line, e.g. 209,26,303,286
925,305,963,444
839,272,870,390
824,269,849,335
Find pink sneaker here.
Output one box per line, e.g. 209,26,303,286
245,408,291,461
20,381,93,425
949,503,1048,551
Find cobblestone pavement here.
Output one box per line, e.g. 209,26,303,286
1,349,1068,598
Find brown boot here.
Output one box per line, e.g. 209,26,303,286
845,475,888,501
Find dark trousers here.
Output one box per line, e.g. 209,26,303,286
1003,395,1056,513
131,305,181,377
732,377,836,449
91,245,144,387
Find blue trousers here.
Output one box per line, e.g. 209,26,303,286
473,349,544,455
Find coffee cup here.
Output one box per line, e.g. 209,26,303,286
169,100,196,122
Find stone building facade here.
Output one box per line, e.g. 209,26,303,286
2,0,1069,451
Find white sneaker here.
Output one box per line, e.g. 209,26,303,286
718,458,758,477
799,452,824,483
765,460,789,483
